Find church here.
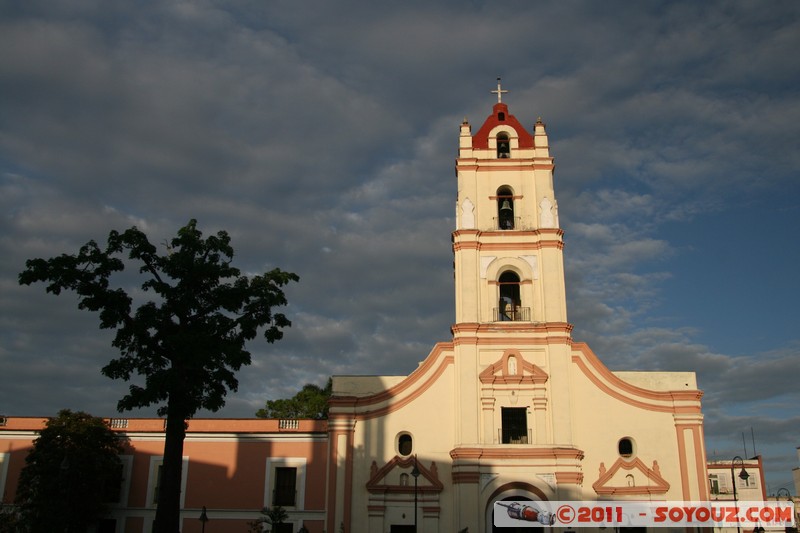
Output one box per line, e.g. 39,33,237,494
0,84,710,533
325,83,708,532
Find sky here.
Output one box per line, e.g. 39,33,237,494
1,0,798,493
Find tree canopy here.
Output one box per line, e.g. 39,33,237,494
14,410,128,533
19,219,298,533
256,378,332,419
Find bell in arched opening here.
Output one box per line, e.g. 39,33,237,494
497,187,515,230
496,132,510,158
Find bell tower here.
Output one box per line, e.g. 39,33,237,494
450,80,575,450
453,80,567,328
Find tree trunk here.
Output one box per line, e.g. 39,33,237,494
154,404,187,533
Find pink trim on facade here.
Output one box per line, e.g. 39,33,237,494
675,424,692,499
366,456,443,493
572,343,703,413
452,240,563,252
479,350,549,385
690,424,710,500
486,481,551,503
450,447,584,461
0,416,327,433
592,457,670,495
555,472,584,485
452,322,573,336
475,164,556,171
452,471,481,484
329,358,454,421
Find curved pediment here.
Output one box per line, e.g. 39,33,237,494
479,350,549,386
366,455,443,494
592,457,670,496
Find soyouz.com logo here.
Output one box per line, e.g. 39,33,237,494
493,501,796,528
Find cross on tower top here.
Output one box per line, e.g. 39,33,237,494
491,77,508,103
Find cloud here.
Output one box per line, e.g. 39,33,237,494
1,0,799,488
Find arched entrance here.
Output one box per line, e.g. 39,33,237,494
485,483,550,533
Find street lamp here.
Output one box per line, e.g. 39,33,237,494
776,489,798,533
731,456,749,533
411,455,421,533
199,506,209,533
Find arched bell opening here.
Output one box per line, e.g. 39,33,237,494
497,271,523,321
497,186,515,230
497,132,510,158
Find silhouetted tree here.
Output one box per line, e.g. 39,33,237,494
14,410,127,533
0,503,22,533
19,220,298,532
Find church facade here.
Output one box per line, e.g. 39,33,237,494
326,91,708,532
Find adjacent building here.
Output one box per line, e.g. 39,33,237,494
707,456,765,503
0,417,327,532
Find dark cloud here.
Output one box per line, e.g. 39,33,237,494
1,0,799,487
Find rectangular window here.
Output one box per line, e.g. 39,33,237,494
737,470,757,488
265,457,307,510
148,457,189,508
153,464,163,504
103,463,124,503
501,407,528,444
273,467,297,506
717,473,731,494
0,453,9,501
709,474,720,494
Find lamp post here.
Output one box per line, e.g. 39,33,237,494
199,506,209,533
776,489,796,533
411,455,421,533
731,456,750,533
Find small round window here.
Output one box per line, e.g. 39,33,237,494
618,437,635,459
398,433,413,456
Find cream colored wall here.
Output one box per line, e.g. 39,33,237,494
344,352,457,533
614,371,698,390
570,366,687,498
342,342,705,529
